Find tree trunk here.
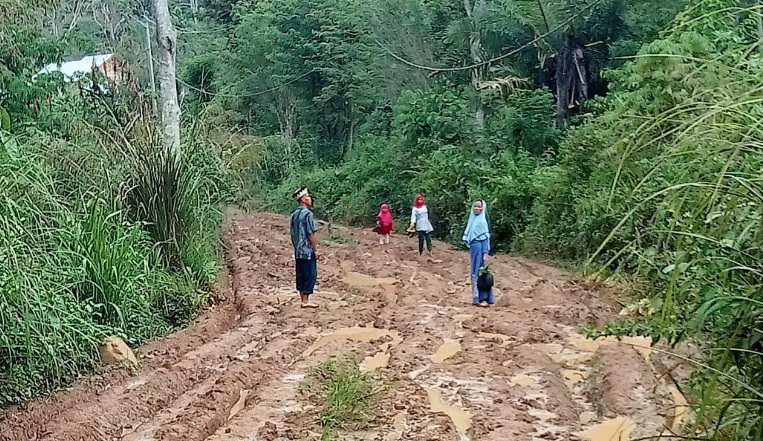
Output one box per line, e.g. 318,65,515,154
465,0,486,141
152,0,181,156
470,36,485,140
346,119,358,157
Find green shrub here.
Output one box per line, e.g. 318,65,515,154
0,120,229,406
254,82,556,250
263,135,412,224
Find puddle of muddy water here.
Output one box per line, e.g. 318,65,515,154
234,340,262,360
385,412,408,441
313,289,344,299
124,378,148,391
282,373,306,383
548,350,595,365
580,417,635,441
580,411,597,425
669,385,690,433
567,333,653,362
228,389,249,421
380,283,397,304
433,376,490,398
267,286,298,305
509,374,540,387
360,352,390,372
344,272,398,288
431,339,462,363
302,327,402,357
567,334,618,352
528,408,558,421
426,387,471,439
298,327,321,337
620,336,653,361
531,343,564,354
267,293,293,304
407,365,429,380
561,369,589,389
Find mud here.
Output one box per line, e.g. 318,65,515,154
0,212,689,441
427,387,472,439
431,339,463,363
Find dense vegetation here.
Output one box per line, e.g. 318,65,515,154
0,0,238,405
3,0,763,438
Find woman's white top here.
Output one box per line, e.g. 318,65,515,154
410,205,434,233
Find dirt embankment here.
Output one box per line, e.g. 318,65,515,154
0,212,688,441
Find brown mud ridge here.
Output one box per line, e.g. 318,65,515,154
0,212,690,441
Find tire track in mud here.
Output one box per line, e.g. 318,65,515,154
0,212,295,441
0,212,691,441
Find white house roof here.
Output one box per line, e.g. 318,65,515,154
34,54,114,82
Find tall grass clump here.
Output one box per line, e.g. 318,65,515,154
125,145,195,269
112,120,232,288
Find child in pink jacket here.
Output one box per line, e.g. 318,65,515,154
377,203,393,247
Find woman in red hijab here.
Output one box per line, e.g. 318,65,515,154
377,203,394,248
409,194,434,259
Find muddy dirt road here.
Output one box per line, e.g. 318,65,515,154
1,212,687,441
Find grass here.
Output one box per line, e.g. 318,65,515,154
566,27,763,439
0,118,231,407
300,355,381,440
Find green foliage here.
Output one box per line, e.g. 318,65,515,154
264,135,409,225
0,18,66,121
199,0,239,22
179,0,687,158
0,0,232,411
226,0,383,162
258,84,549,249
411,146,538,244
394,86,473,147
0,106,9,131
0,133,150,404
0,117,229,406
517,2,763,438
183,53,217,103
483,88,561,155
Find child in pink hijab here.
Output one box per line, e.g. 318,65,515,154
377,203,394,247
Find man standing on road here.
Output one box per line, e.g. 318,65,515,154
290,187,319,308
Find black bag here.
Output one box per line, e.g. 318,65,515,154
477,271,494,291
428,212,441,237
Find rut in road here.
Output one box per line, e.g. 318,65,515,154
0,211,690,441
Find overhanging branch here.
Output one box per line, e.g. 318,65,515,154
374,0,604,76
